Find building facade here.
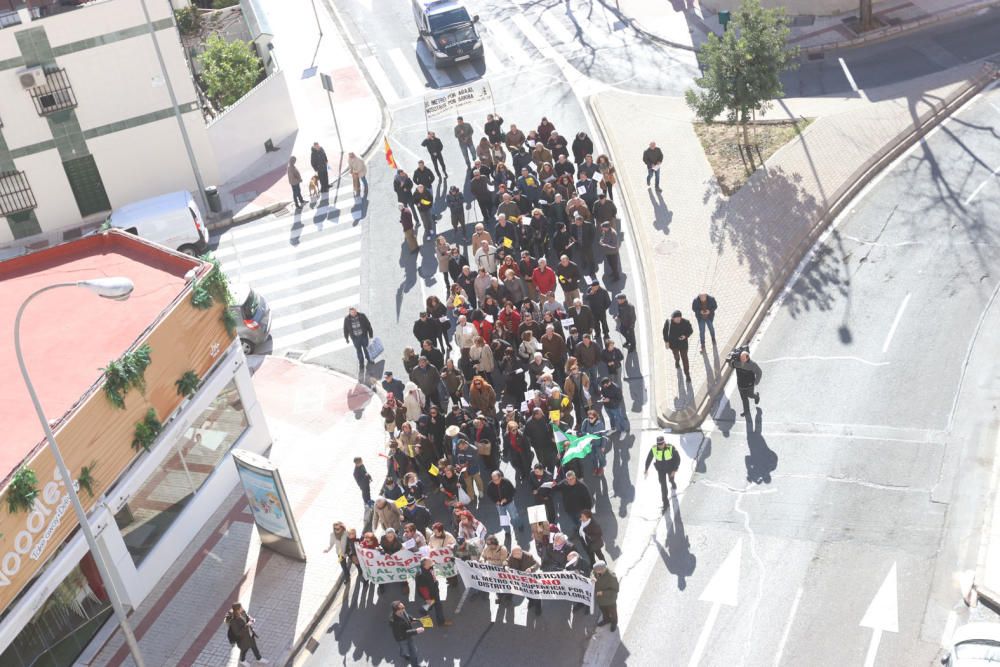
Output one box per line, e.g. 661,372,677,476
0,0,218,245
0,231,272,666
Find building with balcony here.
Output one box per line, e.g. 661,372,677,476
0,230,272,666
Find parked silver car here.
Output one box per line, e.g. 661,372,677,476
942,622,1000,665
230,283,271,354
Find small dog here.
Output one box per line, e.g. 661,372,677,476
308,174,320,199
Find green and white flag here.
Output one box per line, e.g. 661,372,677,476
553,424,601,464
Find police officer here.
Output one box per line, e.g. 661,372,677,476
643,435,680,511
733,350,762,417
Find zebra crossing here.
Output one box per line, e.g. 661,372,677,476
211,184,365,359
365,1,630,104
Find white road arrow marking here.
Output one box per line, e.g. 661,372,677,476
688,538,742,667
861,562,899,667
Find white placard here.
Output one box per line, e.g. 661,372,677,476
424,82,494,121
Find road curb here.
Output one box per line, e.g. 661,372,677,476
800,0,1000,56
591,62,999,433
281,574,346,667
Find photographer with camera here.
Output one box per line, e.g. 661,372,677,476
730,348,763,418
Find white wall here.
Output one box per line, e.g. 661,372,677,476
206,69,297,184
0,341,272,657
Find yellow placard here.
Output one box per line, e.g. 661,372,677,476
428,463,440,476
502,237,513,248
394,495,409,509
420,616,434,628
561,396,570,407
420,199,431,206
453,297,463,307
549,409,561,423
525,177,536,187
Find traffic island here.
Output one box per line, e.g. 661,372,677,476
589,60,999,431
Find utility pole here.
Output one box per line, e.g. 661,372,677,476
860,0,874,32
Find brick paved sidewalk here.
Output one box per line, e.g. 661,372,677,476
590,61,988,429
215,0,383,225
614,0,1000,52
86,357,382,667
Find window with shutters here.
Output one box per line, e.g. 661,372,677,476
29,68,77,116
0,171,37,216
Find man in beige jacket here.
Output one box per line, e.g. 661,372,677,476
348,151,368,199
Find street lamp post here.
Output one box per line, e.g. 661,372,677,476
13,278,146,667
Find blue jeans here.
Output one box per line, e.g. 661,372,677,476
350,334,371,364
589,437,607,470
459,141,476,165
697,318,716,345
398,637,419,665
605,404,627,434
498,501,520,530
646,166,660,188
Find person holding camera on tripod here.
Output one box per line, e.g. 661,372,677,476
732,350,763,418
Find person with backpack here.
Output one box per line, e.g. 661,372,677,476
225,602,268,666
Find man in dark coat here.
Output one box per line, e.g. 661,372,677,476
421,131,447,177
733,350,763,418
614,294,637,351
390,600,425,666
663,309,694,382
585,281,612,342
415,558,451,626
470,169,494,222
413,160,435,190
382,371,405,401
413,311,440,347
409,356,441,410
310,142,329,193
454,116,476,166
394,170,417,218
642,141,663,191
525,408,558,472
556,470,592,531
343,307,374,367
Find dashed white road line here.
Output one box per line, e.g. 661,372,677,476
757,355,889,367
881,292,911,354
387,47,428,97
963,163,1000,205
363,54,401,105
773,585,804,666
838,57,868,101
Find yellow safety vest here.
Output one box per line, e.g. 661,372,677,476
652,445,673,461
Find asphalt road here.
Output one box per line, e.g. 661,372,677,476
617,83,1000,666
283,0,660,664
783,6,1000,98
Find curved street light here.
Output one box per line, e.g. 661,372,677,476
13,278,146,667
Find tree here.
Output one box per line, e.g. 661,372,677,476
196,34,262,109
684,0,798,154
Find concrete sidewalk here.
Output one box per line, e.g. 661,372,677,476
215,0,383,225
86,357,382,667
614,0,1000,52
590,60,998,429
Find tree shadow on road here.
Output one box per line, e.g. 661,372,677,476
745,407,777,484
709,166,821,296
656,503,696,591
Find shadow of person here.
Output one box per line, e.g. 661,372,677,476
612,433,634,519
649,189,673,234
713,395,736,437
745,408,777,484
658,503,696,590
695,437,712,474
674,369,693,410
289,209,304,246
700,348,715,387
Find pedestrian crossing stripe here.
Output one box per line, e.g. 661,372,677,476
249,252,361,294
214,224,361,266
267,269,362,309
269,288,360,333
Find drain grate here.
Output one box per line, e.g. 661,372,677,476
791,15,815,27
284,349,306,360
807,52,825,61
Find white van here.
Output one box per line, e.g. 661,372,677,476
105,191,209,256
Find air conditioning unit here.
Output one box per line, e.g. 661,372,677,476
17,66,44,90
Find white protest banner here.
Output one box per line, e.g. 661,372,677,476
455,560,594,608
424,82,493,122
357,546,455,583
